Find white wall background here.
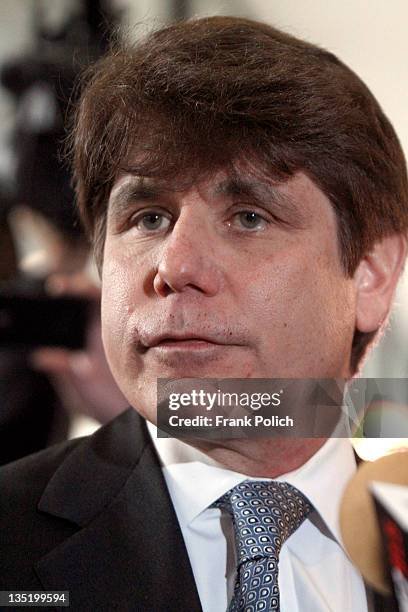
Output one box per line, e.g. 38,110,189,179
0,0,35,180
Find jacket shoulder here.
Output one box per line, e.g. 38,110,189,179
1,437,85,506
0,439,85,589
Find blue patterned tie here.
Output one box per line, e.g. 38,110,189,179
213,480,312,612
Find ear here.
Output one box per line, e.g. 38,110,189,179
354,234,407,333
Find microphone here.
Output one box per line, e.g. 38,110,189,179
340,450,408,609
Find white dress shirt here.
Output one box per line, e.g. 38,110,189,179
147,423,368,612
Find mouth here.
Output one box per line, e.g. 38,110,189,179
137,334,227,354
155,338,222,351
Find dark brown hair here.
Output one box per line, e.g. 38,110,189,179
70,16,408,370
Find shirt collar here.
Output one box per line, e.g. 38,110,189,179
147,421,356,546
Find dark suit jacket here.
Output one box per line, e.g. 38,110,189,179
0,408,397,611
0,408,201,611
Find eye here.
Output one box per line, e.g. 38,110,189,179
132,211,171,233
233,211,267,230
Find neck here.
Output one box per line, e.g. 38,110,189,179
188,437,327,478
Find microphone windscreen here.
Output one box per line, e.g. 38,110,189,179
339,450,408,594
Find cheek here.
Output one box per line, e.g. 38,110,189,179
100,248,135,363
244,253,356,374
100,240,158,372
244,257,314,318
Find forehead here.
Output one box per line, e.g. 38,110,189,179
109,166,291,204
110,155,277,196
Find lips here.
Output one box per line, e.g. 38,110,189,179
138,333,226,352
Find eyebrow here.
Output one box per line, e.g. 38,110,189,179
108,178,164,219
213,177,308,228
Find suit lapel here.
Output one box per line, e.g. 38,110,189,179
34,409,202,611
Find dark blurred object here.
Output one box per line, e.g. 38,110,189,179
0,217,68,465
0,1,120,464
0,0,119,241
0,348,68,465
0,289,91,350
0,214,17,282
169,0,190,21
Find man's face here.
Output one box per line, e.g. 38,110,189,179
101,167,358,423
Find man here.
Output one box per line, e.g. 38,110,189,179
1,16,407,612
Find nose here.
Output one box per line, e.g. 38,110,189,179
153,211,222,298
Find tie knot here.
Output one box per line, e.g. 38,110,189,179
213,480,312,564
